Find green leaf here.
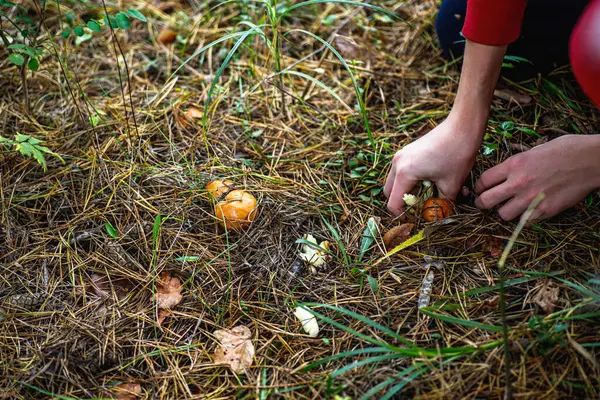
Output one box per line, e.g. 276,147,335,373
8,43,25,50
357,216,379,262
61,28,71,38
103,17,117,28
127,9,147,22
30,146,47,170
152,213,162,244
89,115,100,127
20,47,36,58
500,121,515,131
105,222,118,238
0,0,16,6
27,57,39,71
175,256,200,262
115,13,131,29
15,134,31,142
87,20,101,32
16,141,34,157
366,274,379,294
73,25,85,36
9,53,25,66
419,307,504,332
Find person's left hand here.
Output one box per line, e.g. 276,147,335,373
474,135,600,221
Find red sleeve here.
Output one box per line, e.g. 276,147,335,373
462,0,528,46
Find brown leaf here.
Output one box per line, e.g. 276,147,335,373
482,236,505,258
154,271,183,309
334,35,360,60
213,325,255,374
533,280,559,313
90,274,133,301
111,383,142,400
494,89,532,105
383,223,414,251
157,308,171,326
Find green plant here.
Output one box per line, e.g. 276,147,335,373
0,133,63,171
170,0,407,147
0,0,146,112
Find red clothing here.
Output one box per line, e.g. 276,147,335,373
463,0,600,109
463,0,528,46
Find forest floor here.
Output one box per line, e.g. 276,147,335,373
0,0,599,399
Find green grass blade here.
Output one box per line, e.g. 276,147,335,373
289,29,373,145
419,307,504,332
465,271,566,296
202,28,261,124
359,362,425,399
331,353,404,378
281,70,353,112
379,367,428,399
279,0,407,26
302,303,417,348
303,347,391,371
321,216,350,265
168,32,247,79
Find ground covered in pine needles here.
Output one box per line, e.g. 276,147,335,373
0,0,599,398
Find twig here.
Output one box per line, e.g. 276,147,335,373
497,192,545,400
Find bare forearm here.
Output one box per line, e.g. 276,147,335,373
449,40,508,138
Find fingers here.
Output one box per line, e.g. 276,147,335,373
436,179,460,202
386,172,418,216
475,182,514,210
383,164,396,198
496,197,531,221
474,162,509,194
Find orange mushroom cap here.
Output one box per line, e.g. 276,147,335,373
422,198,455,222
214,189,257,231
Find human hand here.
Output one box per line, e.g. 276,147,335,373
475,135,600,221
384,116,484,215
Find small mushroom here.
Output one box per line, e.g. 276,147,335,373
157,28,177,45
207,180,257,231
422,198,455,222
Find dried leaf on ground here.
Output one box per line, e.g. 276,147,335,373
383,223,414,251
154,271,183,309
89,274,133,301
533,280,560,313
494,88,532,105
482,236,505,258
294,306,319,337
157,309,171,325
213,325,255,374
111,383,142,400
334,35,360,59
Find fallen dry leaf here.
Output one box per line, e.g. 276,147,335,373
334,35,360,60
482,236,505,258
533,280,560,313
154,271,183,309
213,325,254,374
157,309,171,325
494,88,532,105
111,383,142,400
176,106,204,128
90,274,133,301
383,223,414,251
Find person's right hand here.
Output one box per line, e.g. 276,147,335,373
383,116,484,216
